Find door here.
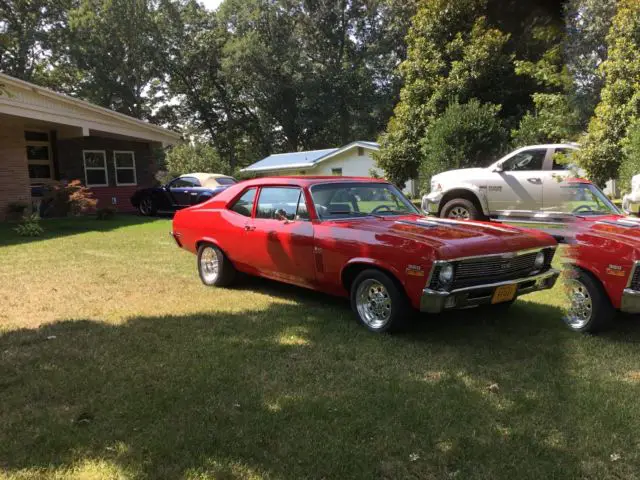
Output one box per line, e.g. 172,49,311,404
223,187,258,268
168,177,200,207
486,148,548,212
246,186,316,286
542,147,578,211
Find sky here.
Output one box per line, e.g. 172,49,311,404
200,0,224,10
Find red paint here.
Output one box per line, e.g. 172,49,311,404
173,177,558,309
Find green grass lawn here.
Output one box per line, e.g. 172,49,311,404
1,216,640,479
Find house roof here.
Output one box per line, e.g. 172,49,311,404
241,141,380,173
0,72,181,145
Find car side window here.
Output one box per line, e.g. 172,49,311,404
171,177,199,188
502,150,546,171
229,188,257,217
552,148,575,171
256,187,302,221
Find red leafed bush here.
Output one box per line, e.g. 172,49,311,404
40,180,97,217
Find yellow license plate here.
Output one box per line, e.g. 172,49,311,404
491,284,517,304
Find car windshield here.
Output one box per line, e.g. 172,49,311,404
555,183,621,216
310,182,419,219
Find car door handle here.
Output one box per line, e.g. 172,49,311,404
244,225,256,231
527,178,542,184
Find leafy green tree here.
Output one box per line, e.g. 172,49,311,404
512,93,580,145
620,121,640,192
164,142,228,177
576,0,640,186
564,0,617,126
420,99,508,185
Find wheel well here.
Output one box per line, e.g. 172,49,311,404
342,263,405,294
439,189,484,216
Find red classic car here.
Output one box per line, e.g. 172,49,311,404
497,179,640,333
171,176,560,332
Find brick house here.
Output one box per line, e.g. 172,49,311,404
0,72,180,220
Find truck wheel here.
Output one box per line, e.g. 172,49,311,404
563,267,614,333
350,269,411,333
441,198,482,220
197,243,236,287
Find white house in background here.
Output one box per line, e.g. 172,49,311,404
240,141,417,196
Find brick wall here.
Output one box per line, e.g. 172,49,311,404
56,136,157,212
0,120,30,220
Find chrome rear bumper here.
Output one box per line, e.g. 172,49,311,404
420,269,560,313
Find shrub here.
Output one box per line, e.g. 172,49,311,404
6,201,29,221
620,121,640,194
96,207,117,220
14,214,44,237
419,100,508,183
165,142,228,177
40,180,97,217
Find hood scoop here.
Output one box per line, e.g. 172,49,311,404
396,217,516,233
395,219,439,228
596,218,640,229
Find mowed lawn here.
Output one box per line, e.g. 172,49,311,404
2,217,640,479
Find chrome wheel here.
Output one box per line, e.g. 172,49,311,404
448,206,470,219
356,279,392,329
139,197,153,215
565,278,593,329
200,247,219,284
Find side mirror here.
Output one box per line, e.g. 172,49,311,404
493,162,504,173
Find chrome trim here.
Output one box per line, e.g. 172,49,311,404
434,246,555,264
420,269,560,313
625,261,640,289
621,289,640,313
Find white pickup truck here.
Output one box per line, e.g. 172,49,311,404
421,143,580,220
623,175,640,215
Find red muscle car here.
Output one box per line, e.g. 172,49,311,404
171,176,560,332
497,179,640,333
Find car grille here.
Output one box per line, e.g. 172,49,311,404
629,264,640,290
429,249,554,291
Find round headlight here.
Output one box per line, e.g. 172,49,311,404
439,263,454,284
534,251,545,269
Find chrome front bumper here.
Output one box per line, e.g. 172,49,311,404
420,269,560,313
621,289,640,313
422,192,443,215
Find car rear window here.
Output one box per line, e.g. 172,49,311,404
216,177,237,186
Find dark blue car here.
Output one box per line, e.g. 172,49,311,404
131,173,237,216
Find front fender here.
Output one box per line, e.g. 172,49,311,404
441,183,490,216
342,257,406,285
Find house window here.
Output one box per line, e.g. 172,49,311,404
113,151,137,186
331,168,343,176
83,150,108,187
25,130,53,182
357,146,364,156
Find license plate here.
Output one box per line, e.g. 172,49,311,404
491,284,517,304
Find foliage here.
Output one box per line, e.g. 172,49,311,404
6,200,28,214
376,0,565,185
575,0,640,186
95,206,116,220
13,214,44,237
564,0,617,127
620,121,640,193
512,93,581,146
164,142,228,177
419,100,508,183
40,180,97,217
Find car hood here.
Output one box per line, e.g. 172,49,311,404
335,214,555,259
432,168,487,183
580,215,640,247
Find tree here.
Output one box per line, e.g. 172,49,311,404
620,120,640,193
0,0,73,81
564,0,617,126
576,0,640,186
164,142,228,177
420,99,508,184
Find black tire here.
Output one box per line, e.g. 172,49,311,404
441,198,483,221
350,269,412,333
563,266,614,333
197,243,236,287
138,195,157,216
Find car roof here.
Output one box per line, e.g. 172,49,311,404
237,176,390,188
180,173,233,182
512,143,580,151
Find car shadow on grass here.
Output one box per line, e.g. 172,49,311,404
2,301,640,479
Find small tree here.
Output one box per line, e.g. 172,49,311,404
419,100,508,185
164,142,228,177
620,121,640,193
512,93,581,146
